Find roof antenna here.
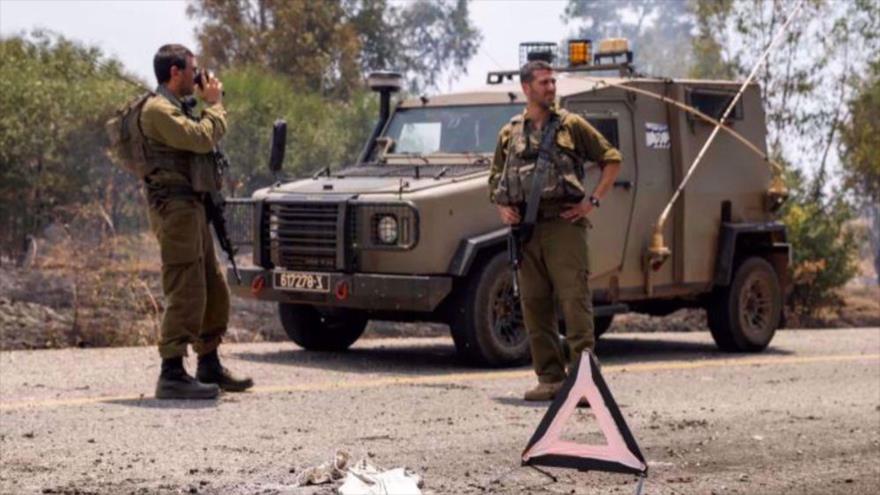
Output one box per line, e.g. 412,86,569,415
645,0,806,291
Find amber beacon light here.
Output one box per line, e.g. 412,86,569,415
568,39,592,66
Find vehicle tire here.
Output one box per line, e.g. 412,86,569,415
278,303,368,351
707,256,782,352
449,251,529,367
594,314,614,338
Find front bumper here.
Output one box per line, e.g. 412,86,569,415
228,267,452,312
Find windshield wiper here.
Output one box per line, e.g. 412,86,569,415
393,152,431,179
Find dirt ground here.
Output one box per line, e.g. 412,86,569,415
1,329,878,495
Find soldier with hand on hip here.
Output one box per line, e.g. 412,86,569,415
141,44,253,399
489,60,622,401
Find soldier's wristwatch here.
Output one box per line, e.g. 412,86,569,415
589,195,601,208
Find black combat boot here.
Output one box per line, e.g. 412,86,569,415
196,350,254,392
155,357,220,400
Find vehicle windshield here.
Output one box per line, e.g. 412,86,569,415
381,104,524,155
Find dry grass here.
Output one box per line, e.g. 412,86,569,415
1,206,285,351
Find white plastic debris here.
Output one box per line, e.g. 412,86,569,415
296,450,351,486
338,459,422,495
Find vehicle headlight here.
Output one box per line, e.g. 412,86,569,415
355,202,419,250
376,215,399,244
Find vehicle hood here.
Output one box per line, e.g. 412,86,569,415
265,171,485,197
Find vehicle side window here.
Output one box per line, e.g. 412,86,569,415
586,117,620,149
687,89,744,122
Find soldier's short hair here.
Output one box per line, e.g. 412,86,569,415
153,44,194,84
520,60,553,84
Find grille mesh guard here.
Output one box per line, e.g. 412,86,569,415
225,198,256,247
268,202,343,270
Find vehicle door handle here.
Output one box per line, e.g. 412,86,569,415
613,180,633,191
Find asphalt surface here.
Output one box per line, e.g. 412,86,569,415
1,328,878,495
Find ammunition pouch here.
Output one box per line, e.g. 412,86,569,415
493,111,586,207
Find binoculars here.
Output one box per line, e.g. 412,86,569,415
194,68,214,90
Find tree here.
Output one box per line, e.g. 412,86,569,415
564,0,697,78
186,0,481,95
218,66,377,195
387,0,481,92
0,31,143,263
690,0,879,188
839,60,880,284
839,60,880,206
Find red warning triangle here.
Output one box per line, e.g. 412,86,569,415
522,352,648,475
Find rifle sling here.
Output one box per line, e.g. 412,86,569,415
521,116,562,236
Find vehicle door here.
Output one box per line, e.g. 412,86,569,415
566,101,637,281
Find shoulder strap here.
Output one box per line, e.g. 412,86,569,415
522,115,562,229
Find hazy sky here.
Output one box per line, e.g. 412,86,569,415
0,0,572,93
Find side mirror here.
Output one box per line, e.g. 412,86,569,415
268,119,287,176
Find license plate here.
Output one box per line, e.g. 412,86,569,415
274,271,330,293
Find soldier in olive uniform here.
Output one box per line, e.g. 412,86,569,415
489,60,621,401
142,44,252,399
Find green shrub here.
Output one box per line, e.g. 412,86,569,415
219,65,377,195
781,170,860,315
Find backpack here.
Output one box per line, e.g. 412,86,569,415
105,91,154,178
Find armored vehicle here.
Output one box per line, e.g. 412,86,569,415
227,40,791,366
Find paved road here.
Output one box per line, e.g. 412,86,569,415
1,328,878,494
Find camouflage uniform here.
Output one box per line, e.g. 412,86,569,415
140,86,229,359
490,107,622,384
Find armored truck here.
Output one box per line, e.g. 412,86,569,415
226,40,791,366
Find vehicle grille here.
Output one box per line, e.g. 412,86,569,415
268,202,342,270
224,198,256,247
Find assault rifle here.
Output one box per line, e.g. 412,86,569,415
506,116,561,299
204,150,241,284
508,223,523,298
507,207,533,299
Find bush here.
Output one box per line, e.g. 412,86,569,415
219,65,377,195
781,170,860,315
0,32,145,263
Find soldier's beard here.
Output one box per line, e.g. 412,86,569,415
537,95,554,111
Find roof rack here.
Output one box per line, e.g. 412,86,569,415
487,62,635,85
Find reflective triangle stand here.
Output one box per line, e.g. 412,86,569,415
522,352,648,483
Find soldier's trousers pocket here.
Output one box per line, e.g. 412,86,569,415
156,200,202,265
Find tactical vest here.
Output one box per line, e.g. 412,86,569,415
141,94,221,193
493,110,587,207
142,135,220,193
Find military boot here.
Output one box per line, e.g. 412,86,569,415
196,350,254,392
523,381,563,401
155,357,220,400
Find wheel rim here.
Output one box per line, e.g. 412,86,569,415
490,276,527,349
738,271,774,340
